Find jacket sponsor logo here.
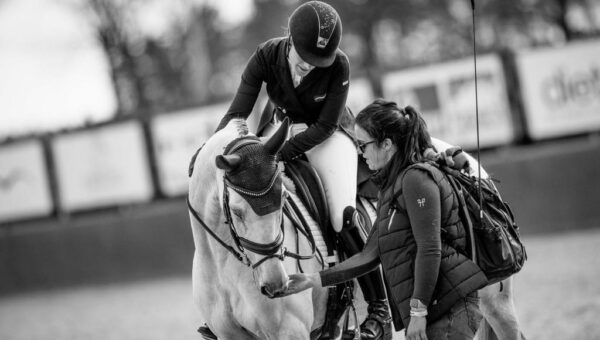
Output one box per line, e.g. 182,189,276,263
314,93,327,102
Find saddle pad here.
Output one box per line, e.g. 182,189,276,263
286,190,338,265
284,159,336,255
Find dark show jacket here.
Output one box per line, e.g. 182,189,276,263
320,162,488,330
216,37,350,160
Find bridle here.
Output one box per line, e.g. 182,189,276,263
187,138,317,270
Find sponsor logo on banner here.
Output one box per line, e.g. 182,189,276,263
382,55,514,149
516,40,600,139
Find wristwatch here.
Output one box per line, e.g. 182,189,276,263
409,298,428,317
410,298,427,310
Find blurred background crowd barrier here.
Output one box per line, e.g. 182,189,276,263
1,0,599,294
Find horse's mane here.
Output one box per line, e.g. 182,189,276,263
280,164,296,194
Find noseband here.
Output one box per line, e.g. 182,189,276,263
187,139,316,270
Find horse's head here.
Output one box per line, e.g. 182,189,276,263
215,119,291,298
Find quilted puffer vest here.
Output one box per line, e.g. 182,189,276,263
374,162,488,330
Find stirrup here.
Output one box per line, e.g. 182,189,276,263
197,323,217,340
360,300,392,340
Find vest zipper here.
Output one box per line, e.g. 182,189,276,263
386,210,396,231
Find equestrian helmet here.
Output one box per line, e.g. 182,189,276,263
288,1,342,68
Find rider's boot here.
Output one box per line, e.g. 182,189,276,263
197,323,217,340
340,206,393,340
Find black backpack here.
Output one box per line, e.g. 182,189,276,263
430,148,527,285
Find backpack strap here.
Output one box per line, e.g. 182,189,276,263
389,163,436,211
442,167,478,262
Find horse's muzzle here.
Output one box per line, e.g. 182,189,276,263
261,285,286,299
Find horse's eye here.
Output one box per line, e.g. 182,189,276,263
231,209,244,219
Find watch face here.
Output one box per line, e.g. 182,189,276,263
410,299,424,309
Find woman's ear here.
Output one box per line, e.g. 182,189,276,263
382,138,394,151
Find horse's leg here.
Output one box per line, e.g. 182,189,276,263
273,313,313,340
476,277,524,340
193,251,251,340
311,283,330,337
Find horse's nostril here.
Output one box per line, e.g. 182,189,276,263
261,285,273,297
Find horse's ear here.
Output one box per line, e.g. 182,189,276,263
216,154,242,171
263,117,290,155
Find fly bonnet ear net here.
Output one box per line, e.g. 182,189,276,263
222,136,283,216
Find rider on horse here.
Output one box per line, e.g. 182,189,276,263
203,1,392,339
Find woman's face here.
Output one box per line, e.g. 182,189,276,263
355,125,395,171
288,44,315,77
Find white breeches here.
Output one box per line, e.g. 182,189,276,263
289,124,357,232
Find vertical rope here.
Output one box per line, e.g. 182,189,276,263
470,0,484,219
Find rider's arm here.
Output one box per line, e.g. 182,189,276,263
216,45,267,131
403,169,442,306
318,224,380,287
278,56,350,161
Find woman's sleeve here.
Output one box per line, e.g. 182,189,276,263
402,169,442,306
279,56,350,160
319,225,380,287
216,46,267,131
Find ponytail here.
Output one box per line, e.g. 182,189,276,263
399,106,431,169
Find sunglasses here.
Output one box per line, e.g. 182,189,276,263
357,140,376,153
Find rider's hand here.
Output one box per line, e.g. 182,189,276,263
406,316,427,340
279,273,321,297
277,144,295,163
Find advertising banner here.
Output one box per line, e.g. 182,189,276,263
382,55,514,149
515,40,600,140
151,103,228,196
347,77,375,115
0,140,53,222
51,121,153,211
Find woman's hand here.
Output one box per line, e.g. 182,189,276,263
279,273,321,297
406,316,427,340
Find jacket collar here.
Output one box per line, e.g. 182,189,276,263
274,37,324,95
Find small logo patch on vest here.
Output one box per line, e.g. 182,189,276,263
314,93,327,102
417,198,426,207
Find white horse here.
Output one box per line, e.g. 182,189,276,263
188,119,329,340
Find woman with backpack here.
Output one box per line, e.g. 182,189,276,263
282,99,489,340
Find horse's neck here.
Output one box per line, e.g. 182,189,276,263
189,125,246,254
